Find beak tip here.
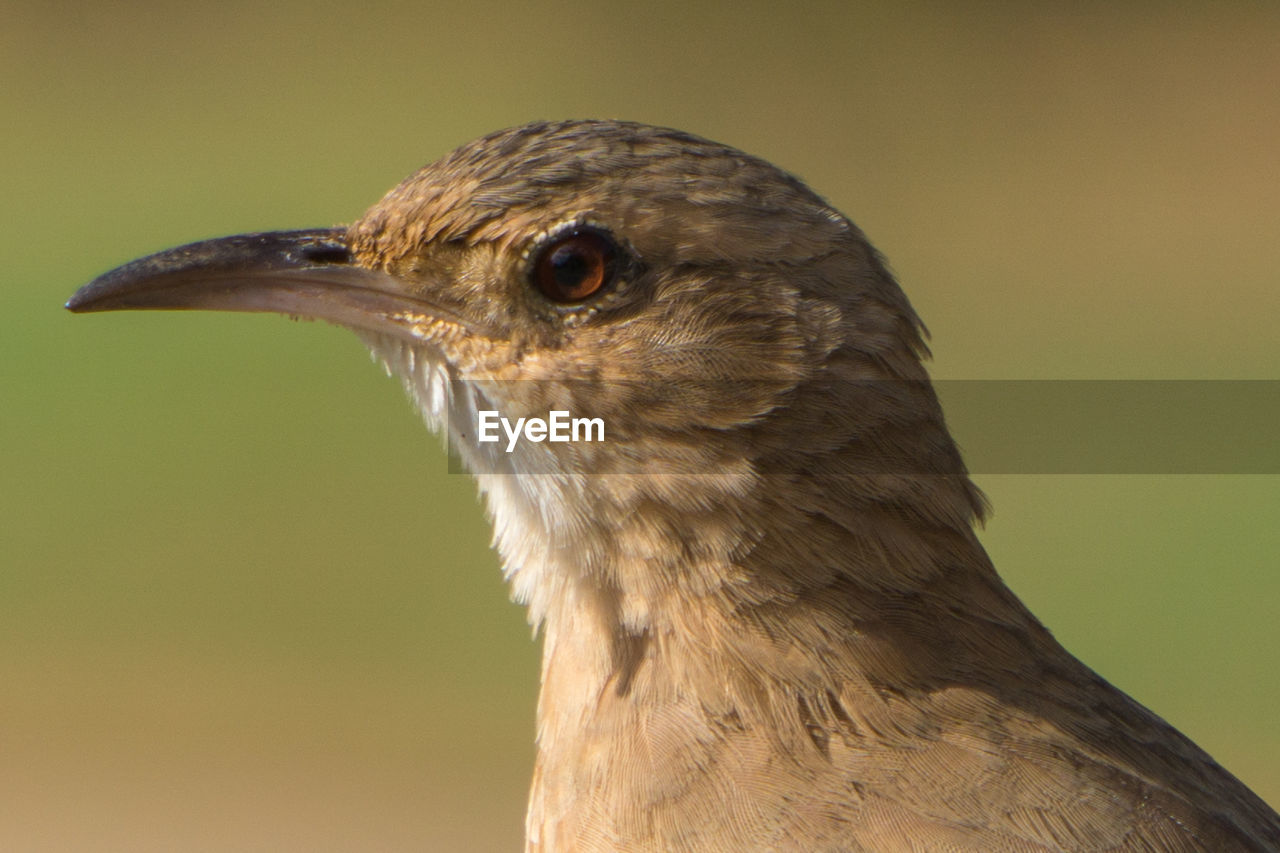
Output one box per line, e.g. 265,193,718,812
65,279,108,313
64,290,89,313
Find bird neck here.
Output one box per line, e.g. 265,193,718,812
374,329,1065,844
516,460,1054,850
455,353,1052,752
520,465,1042,706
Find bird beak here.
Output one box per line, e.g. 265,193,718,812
65,228,464,340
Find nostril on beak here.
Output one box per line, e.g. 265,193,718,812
299,244,354,265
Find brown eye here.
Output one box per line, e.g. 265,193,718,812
532,229,618,303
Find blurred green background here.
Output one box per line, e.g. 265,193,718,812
2,2,1277,850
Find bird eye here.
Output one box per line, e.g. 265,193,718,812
531,228,618,303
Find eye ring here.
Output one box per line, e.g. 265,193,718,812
530,227,619,303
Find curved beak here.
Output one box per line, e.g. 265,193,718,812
66,228,466,341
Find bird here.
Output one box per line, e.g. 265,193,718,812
67,120,1279,852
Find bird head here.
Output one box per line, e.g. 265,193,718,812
67,120,982,625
